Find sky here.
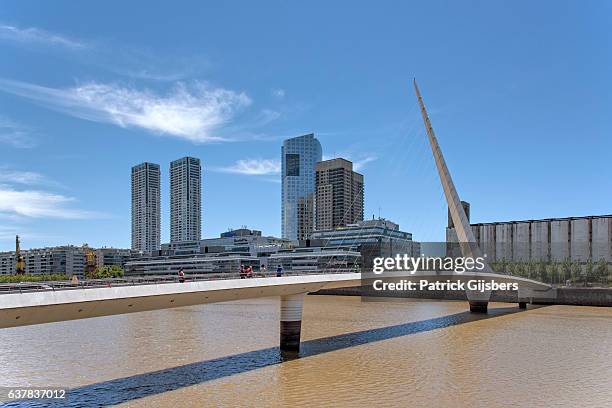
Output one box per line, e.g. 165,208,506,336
0,1,610,251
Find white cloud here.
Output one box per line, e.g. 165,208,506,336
0,168,45,185
216,159,281,176
271,88,285,98
354,156,377,171
321,154,377,171
0,116,36,148
0,185,99,219
0,24,86,49
0,79,252,143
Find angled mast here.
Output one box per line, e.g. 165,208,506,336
414,79,490,268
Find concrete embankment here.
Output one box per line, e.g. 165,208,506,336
312,286,612,307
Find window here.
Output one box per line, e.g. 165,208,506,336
285,154,300,176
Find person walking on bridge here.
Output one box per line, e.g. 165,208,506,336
240,264,246,279
276,265,283,277
178,268,185,283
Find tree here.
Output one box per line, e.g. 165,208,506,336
595,258,609,286
500,258,508,274
88,265,124,279
548,261,559,285
571,261,583,286
561,258,572,285
527,260,538,280
537,260,547,283
585,259,594,286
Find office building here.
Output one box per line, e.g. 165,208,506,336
125,253,261,277
315,158,364,230
281,133,322,241
131,162,161,253
158,228,292,260
267,246,361,274
311,218,420,271
95,247,134,268
170,157,202,243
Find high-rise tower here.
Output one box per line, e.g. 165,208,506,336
131,162,161,253
170,157,202,243
315,158,364,230
281,134,322,240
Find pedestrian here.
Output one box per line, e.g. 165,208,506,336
178,268,185,283
246,265,253,278
276,265,283,277
260,264,267,277
240,264,246,279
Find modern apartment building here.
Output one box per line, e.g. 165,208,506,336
315,158,364,230
131,162,161,253
0,246,134,277
170,157,202,243
281,134,322,241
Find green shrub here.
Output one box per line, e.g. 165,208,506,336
0,274,70,283
87,265,124,279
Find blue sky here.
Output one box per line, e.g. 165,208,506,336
0,1,610,250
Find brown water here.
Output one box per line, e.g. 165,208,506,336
1,296,611,407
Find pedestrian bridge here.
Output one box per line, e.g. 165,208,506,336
0,271,552,351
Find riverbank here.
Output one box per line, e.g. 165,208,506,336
312,286,612,307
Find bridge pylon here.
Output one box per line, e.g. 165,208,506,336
414,79,495,313
279,293,305,352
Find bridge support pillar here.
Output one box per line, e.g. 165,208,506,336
280,293,305,352
466,289,491,313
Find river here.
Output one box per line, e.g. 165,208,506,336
0,295,611,407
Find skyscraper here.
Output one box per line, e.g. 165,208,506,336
315,158,364,230
281,133,322,240
170,157,202,243
131,162,161,253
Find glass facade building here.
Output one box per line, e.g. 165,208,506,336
281,134,322,241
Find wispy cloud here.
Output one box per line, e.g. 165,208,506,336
271,88,285,98
0,225,61,243
0,116,37,148
0,168,45,185
321,154,378,171
215,159,281,176
0,24,86,49
0,79,251,143
0,184,100,219
354,156,377,171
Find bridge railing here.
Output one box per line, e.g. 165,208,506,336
0,269,361,295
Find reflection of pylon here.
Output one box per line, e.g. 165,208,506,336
15,235,25,275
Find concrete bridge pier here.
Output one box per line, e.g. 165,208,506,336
466,289,491,313
518,286,556,308
279,293,306,352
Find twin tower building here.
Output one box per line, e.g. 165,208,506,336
131,157,201,253
131,134,364,254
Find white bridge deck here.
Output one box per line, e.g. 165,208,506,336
0,271,551,329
